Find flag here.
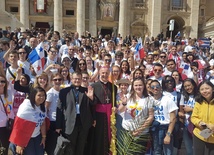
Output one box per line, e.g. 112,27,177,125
9,99,37,147
176,31,181,37
197,38,210,49
134,37,145,61
178,62,191,75
28,43,45,75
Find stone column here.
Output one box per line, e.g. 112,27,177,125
150,0,162,37
20,0,30,31
54,0,63,33
0,0,5,11
89,0,97,36
77,0,85,35
118,0,127,38
126,0,131,36
190,0,200,38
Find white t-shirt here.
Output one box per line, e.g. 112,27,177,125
153,95,178,125
0,92,14,127
59,44,69,56
18,60,31,75
17,99,46,138
163,90,184,107
180,95,195,125
120,96,154,134
6,66,18,94
46,88,59,121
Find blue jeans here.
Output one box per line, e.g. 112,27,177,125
25,134,44,155
152,125,173,155
9,134,44,155
183,127,193,155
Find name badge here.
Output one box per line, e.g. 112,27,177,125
76,103,80,114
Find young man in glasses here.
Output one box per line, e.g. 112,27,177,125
44,47,58,69
150,80,178,155
149,63,164,84
59,36,73,56
159,52,167,68
56,72,94,155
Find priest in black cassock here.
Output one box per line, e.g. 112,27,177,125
89,66,117,155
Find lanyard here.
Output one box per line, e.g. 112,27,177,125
72,89,79,104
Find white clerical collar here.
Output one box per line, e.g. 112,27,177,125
100,80,108,84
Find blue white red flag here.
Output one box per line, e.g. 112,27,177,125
178,62,191,75
197,38,210,49
28,43,45,75
134,37,145,61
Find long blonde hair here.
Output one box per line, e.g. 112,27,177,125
34,72,50,92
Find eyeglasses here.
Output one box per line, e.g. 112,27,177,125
63,59,70,62
79,63,86,66
154,69,162,72
150,85,161,89
18,52,27,55
52,40,58,42
82,77,89,80
0,80,6,84
167,63,174,66
78,50,83,53
160,56,166,58
53,78,62,82
165,79,174,83
105,59,111,62
69,49,74,50
50,51,57,54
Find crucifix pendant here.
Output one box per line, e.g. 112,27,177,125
106,97,110,103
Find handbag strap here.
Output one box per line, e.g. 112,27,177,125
0,96,8,117
7,67,16,80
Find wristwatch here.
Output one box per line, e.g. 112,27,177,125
166,132,171,137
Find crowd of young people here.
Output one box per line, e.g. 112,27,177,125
0,28,214,155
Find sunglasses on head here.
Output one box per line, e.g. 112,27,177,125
150,85,161,89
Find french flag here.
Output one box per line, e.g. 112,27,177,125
134,37,145,61
197,38,210,49
9,99,37,147
28,43,45,75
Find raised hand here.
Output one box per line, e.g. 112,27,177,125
85,85,94,100
9,40,16,50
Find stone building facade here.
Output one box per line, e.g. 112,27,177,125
1,0,214,38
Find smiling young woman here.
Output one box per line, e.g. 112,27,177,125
191,80,214,155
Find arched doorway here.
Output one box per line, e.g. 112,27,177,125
166,16,185,39
35,22,50,32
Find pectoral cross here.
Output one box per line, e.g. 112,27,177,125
106,97,110,103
